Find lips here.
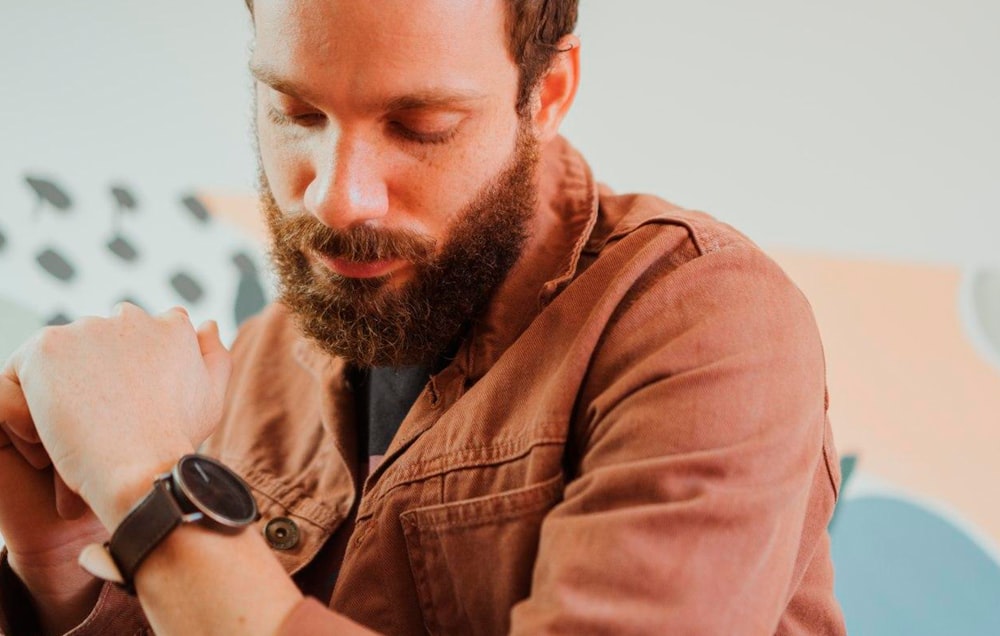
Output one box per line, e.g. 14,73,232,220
314,252,407,279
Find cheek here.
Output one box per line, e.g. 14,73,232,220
396,119,518,236
256,115,309,208
390,168,471,242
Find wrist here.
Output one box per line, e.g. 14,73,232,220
8,542,97,595
86,443,196,531
96,454,259,594
6,519,109,583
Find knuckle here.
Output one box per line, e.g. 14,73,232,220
163,310,197,341
120,302,151,324
34,324,64,354
115,301,140,317
164,306,192,326
75,315,102,329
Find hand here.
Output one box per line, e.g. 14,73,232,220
0,379,107,634
1,304,232,531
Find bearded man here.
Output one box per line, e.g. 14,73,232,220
0,1,846,634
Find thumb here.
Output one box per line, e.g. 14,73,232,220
197,320,232,396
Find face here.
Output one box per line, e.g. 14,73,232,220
251,0,540,367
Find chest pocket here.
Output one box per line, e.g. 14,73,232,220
400,473,564,636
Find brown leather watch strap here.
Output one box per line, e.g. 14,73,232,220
108,479,185,594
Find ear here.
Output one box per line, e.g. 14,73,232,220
530,34,580,143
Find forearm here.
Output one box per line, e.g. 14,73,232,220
132,523,302,636
82,451,303,636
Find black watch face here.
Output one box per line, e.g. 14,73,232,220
176,455,258,527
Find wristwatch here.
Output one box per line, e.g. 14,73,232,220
104,454,260,593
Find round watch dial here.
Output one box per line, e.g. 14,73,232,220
175,455,258,527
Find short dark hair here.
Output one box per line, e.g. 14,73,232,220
243,0,578,116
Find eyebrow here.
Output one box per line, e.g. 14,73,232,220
250,63,318,101
249,63,488,112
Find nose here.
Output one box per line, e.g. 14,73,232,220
303,133,389,230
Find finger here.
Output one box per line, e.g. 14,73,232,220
197,321,233,393
0,370,38,443
79,543,124,584
0,424,11,450
0,422,51,469
55,470,90,520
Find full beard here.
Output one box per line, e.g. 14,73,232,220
261,130,539,368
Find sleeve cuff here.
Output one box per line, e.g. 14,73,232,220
0,545,43,635
0,545,150,636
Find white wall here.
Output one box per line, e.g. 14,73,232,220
0,1,263,340
0,1,255,193
563,1,1000,266
2,0,997,267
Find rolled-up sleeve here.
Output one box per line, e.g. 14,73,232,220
0,548,151,636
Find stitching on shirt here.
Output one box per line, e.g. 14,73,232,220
400,474,564,532
235,464,343,525
366,436,566,510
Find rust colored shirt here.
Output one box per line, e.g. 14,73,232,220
0,137,845,635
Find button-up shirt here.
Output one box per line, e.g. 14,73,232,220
0,136,845,635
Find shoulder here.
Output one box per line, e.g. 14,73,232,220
581,187,814,328
566,187,827,445
590,186,764,263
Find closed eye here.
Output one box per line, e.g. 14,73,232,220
267,107,326,128
388,120,459,145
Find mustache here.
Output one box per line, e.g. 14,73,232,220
269,212,434,263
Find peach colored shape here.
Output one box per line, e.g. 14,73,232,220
195,191,268,244
772,250,1000,546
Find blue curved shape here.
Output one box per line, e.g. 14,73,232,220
830,495,1000,635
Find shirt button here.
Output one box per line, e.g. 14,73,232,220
264,517,300,550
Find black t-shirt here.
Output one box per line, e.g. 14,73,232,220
356,365,433,459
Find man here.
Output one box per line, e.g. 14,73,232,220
0,1,845,633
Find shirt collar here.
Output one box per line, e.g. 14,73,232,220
460,135,599,382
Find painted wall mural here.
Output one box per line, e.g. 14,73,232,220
0,174,272,361
2,182,999,633
773,252,1000,635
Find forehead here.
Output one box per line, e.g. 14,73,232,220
250,0,516,107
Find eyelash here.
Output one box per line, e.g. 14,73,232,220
266,108,322,128
267,108,458,146
389,121,458,146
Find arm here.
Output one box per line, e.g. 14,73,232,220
0,378,140,636
0,307,284,635
508,242,843,633
1,305,379,636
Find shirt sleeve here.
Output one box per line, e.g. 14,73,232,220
507,236,845,634
0,547,41,635
0,547,152,636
